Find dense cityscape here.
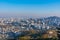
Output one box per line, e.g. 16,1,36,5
0,0,60,40
0,16,60,40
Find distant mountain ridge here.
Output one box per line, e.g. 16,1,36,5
42,16,60,27
45,16,60,19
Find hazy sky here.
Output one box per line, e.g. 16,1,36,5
0,0,60,18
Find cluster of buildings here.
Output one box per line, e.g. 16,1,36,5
0,16,59,39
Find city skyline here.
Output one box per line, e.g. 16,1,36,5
0,0,60,18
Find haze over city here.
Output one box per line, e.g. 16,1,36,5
0,0,60,18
